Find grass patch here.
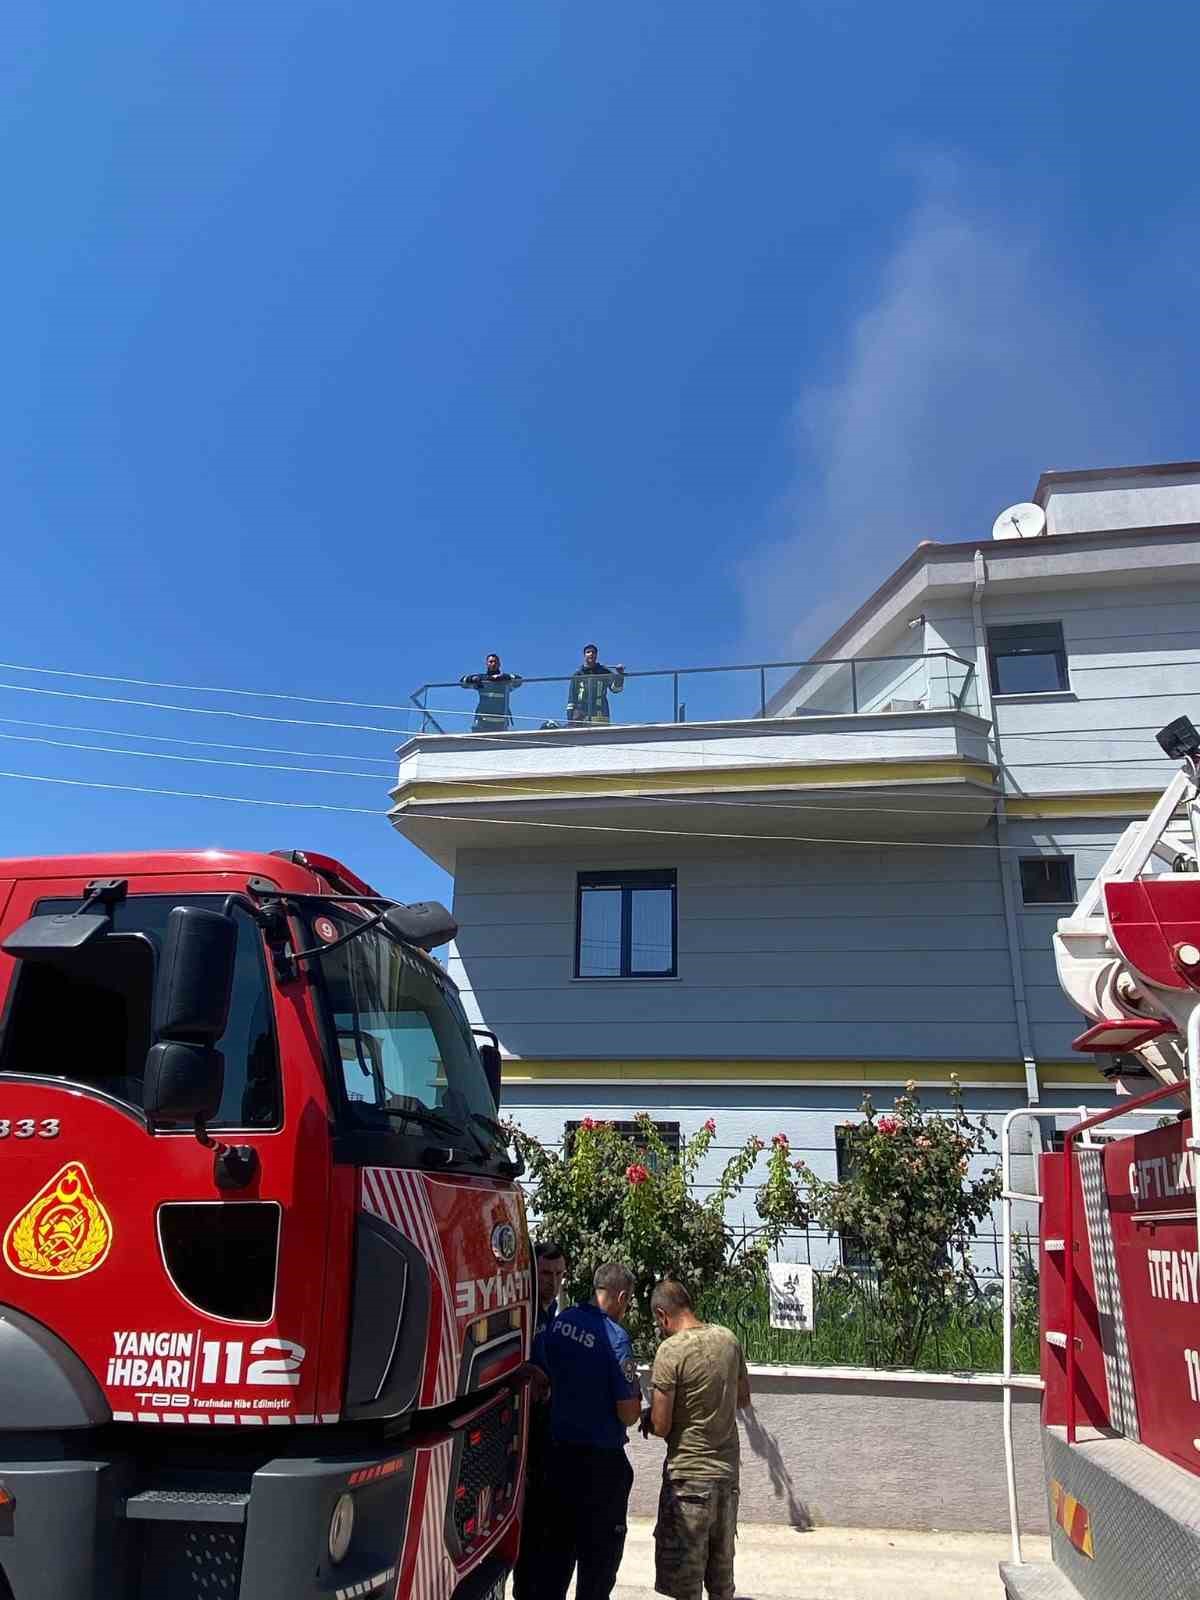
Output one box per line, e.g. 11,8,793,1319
697,1276,1040,1375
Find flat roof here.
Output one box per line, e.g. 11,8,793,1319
1033,460,1200,505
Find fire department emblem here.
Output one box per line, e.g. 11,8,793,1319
491,1222,517,1263
3,1162,113,1280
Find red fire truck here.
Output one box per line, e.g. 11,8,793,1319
1002,715,1200,1600
0,847,531,1600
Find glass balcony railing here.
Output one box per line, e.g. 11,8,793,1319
407,653,979,736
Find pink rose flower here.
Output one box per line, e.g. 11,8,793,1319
772,1133,789,1149
580,1117,596,1130
703,1118,717,1135
625,1163,650,1186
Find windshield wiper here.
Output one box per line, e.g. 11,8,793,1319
467,1111,524,1175
381,1104,465,1141
468,1110,509,1149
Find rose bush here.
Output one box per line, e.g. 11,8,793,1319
506,1113,805,1343
791,1079,1002,1366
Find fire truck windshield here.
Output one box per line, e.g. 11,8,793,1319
307,909,503,1157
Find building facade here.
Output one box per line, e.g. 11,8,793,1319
392,463,1200,1266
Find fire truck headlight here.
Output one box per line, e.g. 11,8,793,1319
328,1492,355,1564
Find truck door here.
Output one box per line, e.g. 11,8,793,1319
0,878,333,1425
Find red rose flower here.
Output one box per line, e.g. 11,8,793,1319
625,1163,650,1186
703,1118,717,1135
877,1116,900,1136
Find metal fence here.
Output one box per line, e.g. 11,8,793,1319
409,651,978,736
698,1228,1041,1374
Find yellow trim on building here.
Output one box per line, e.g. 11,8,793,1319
1006,791,1159,820
500,1058,1100,1087
397,758,998,805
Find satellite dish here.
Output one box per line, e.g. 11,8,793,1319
992,502,1046,541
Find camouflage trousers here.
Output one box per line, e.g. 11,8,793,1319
653,1473,738,1600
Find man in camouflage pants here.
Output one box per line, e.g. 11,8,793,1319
641,1280,751,1600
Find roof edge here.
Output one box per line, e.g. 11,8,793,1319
1033,460,1200,505
808,519,1200,661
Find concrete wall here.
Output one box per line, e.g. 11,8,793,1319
625,1367,1048,1535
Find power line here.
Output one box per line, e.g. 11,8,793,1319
0,768,379,814
0,679,409,736
0,654,1184,748
0,714,395,765
0,764,1165,852
404,808,1078,852
0,729,385,781
0,658,418,715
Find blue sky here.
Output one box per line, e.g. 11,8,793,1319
3,2,1198,905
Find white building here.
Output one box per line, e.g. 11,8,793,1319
391,462,1200,1267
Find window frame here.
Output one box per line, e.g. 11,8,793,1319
0,894,282,1134
834,1127,873,1271
574,869,678,979
986,621,1070,697
1019,856,1077,907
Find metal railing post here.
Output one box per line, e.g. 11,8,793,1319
759,667,767,717
851,661,858,713
673,673,680,723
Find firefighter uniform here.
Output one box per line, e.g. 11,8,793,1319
531,1303,642,1600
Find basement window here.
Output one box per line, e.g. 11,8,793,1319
1020,857,1077,906
564,1120,681,1168
576,870,677,978
987,622,1069,696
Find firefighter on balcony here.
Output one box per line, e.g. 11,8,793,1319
567,644,625,725
460,653,523,731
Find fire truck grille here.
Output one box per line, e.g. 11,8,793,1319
448,1393,522,1560
139,1524,245,1596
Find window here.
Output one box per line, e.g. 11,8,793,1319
834,1128,872,1270
576,870,677,978
309,907,496,1132
1020,856,1077,905
0,896,279,1128
986,622,1069,696
564,1120,681,1169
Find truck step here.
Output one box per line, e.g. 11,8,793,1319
1040,1426,1200,1600
124,1488,249,1525
1000,1561,1082,1600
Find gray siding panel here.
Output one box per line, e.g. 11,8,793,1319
451,844,1021,1064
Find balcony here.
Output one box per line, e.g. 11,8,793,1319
390,654,997,867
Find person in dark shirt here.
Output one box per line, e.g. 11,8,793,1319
535,1239,568,1334
460,653,523,731
566,644,625,725
512,1241,569,1600
531,1262,643,1600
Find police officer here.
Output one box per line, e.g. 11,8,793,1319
531,1262,643,1600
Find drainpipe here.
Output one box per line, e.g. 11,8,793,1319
972,549,1041,1104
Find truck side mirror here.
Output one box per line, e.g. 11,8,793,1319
382,902,458,952
144,906,237,1126
144,1042,225,1124
478,1043,502,1109
154,906,238,1041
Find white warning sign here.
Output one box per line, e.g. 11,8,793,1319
768,1262,815,1332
